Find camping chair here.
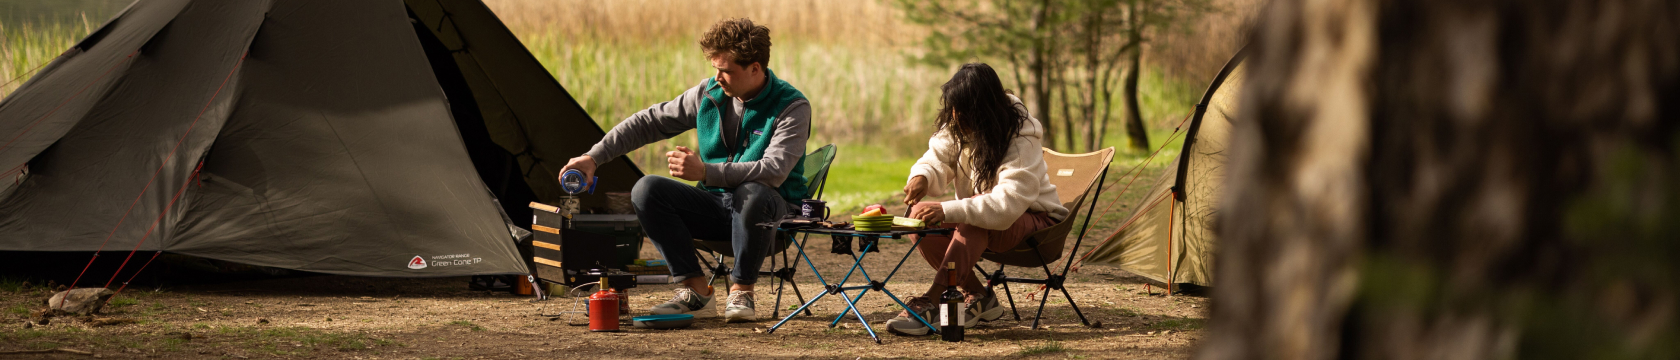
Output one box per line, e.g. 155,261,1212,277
977,147,1114,330
694,144,837,318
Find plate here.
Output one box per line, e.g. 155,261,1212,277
631,314,695,329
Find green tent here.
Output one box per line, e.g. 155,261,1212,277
0,0,639,277
1080,50,1245,288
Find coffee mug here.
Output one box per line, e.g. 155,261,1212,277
800,199,829,219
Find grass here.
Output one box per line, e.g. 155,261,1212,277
107,296,139,308
1019,341,1070,356
1148,317,1206,331
448,320,486,332
214,326,399,355
0,276,37,292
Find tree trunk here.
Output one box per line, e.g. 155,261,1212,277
1120,28,1148,153
1201,0,1680,359
1030,0,1056,150
1084,10,1102,153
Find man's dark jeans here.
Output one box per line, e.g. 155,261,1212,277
632,176,790,286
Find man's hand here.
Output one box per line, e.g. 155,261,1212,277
909,201,945,225
667,146,706,181
559,155,598,185
903,175,929,205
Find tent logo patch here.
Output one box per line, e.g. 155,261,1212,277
407,255,428,270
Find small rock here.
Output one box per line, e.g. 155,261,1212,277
1191,304,1200,308
46,288,115,315
23,321,33,328
1163,330,1173,335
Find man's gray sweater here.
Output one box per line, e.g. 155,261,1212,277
584,78,811,190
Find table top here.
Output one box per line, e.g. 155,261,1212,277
758,218,954,239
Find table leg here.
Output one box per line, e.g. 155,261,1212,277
767,289,829,334
828,288,870,327
837,291,881,344
826,239,879,327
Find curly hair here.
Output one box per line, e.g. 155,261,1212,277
699,18,771,67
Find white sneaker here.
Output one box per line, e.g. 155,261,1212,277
650,286,714,316
723,290,757,323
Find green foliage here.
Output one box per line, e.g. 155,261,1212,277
891,0,1213,153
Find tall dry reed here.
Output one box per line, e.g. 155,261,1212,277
0,17,94,97
485,0,920,48
489,0,949,168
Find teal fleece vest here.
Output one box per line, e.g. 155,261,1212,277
696,69,809,201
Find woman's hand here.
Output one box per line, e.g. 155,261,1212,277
903,175,929,205
909,201,945,224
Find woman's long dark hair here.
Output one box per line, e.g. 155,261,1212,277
936,63,1028,193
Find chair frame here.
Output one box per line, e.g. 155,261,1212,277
978,148,1111,330
694,144,836,318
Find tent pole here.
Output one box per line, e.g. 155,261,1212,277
1167,199,1175,295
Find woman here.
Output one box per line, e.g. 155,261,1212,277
885,63,1068,336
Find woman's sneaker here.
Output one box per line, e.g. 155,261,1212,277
723,290,756,323
650,286,714,316
884,296,936,336
974,289,1006,322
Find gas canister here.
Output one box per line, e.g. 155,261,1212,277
587,278,620,332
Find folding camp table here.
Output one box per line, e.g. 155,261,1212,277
759,221,954,344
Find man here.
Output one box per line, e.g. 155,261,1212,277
558,18,810,323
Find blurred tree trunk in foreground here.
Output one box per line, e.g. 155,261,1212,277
1203,0,1680,359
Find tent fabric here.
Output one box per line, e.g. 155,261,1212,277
1080,54,1245,287
0,0,634,277
405,0,643,213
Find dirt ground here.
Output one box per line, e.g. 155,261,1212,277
1,185,1205,360
0,237,1205,360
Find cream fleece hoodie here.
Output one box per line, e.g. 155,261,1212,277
907,95,1069,230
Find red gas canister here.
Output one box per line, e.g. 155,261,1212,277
588,279,620,332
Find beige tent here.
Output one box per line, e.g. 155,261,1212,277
1079,50,1245,289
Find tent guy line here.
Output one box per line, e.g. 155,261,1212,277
1059,113,1192,273
86,52,249,292
0,55,57,97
